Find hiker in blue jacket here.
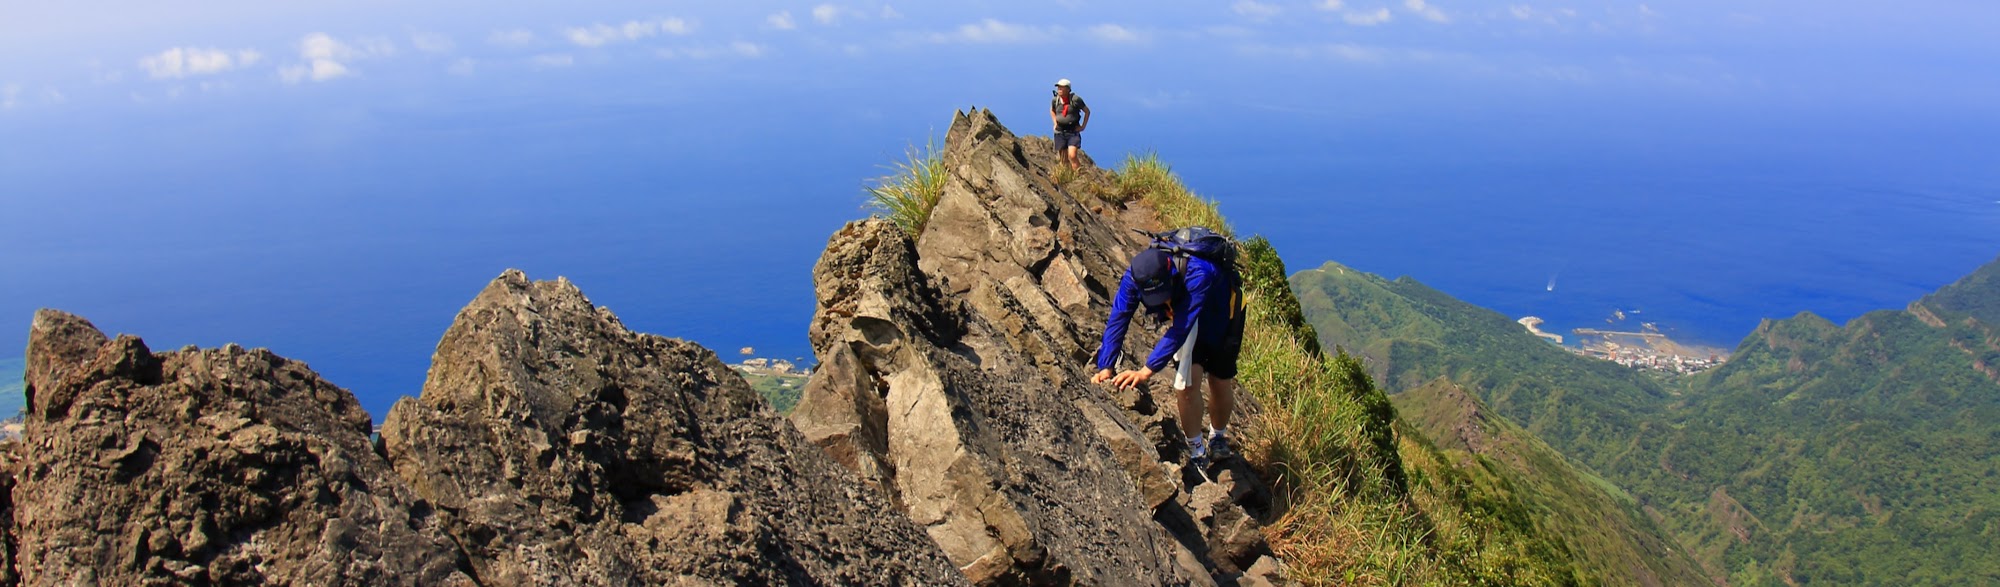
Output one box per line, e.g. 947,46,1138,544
1092,243,1246,468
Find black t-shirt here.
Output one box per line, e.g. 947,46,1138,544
1051,94,1086,130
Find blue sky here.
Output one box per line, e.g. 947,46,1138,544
4,2,1999,415
5,1,1995,120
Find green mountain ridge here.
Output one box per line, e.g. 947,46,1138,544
1293,262,1675,471
1394,378,1709,586
1295,255,2000,585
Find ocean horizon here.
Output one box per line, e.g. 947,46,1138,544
6,108,1996,419
6,3,1998,418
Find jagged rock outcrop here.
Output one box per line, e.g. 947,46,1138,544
380,270,966,586
793,109,1283,585
0,110,1289,586
10,310,471,586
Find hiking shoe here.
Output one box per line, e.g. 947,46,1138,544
1187,435,1210,470
1207,431,1236,462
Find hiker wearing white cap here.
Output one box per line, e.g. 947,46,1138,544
1049,79,1091,171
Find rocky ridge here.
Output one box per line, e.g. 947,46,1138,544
791,109,1285,585
0,110,1286,586
3,278,967,585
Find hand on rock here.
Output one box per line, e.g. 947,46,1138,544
1091,369,1113,384
1109,368,1153,389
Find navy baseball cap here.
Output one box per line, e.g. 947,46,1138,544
1130,249,1175,308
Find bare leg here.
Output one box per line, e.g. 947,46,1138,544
1207,375,1235,432
1177,362,1206,439
1066,145,1082,170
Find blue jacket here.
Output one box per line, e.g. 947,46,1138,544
1095,255,1240,373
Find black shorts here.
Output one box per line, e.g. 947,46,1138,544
1054,130,1082,149
1191,311,1246,380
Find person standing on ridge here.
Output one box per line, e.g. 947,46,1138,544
1050,78,1091,171
1092,228,1245,470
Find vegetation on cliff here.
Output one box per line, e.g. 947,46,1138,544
1293,254,2000,585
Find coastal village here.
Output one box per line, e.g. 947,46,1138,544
732,348,812,413
1520,314,1727,375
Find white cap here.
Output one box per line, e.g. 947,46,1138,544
1055,78,1071,87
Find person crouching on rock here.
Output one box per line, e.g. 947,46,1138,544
1050,78,1090,171
1092,246,1246,470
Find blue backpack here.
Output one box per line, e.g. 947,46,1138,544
1141,226,1237,272
1140,226,1242,322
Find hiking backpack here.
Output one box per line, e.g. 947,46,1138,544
1141,226,1237,272
1139,226,1243,321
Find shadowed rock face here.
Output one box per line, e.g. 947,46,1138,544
11,310,472,586
379,269,966,586
793,109,1281,585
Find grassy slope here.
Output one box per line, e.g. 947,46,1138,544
1292,262,1679,482
1294,253,2000,585
1396,379,1709,586
1292,261,1706,585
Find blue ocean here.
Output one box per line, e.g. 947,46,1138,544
5,65,1998,418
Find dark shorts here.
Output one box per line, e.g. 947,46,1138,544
1191,311,1246,380
1054,130,1082,150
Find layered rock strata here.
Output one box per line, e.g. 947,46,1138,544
379,270,968,586
792,109,1282,585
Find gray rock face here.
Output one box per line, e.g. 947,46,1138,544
10,310,471,586
794,110,1281,585
379,270,966,586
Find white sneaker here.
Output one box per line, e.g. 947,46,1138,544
1187,435,1209,469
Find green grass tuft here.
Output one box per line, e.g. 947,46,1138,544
1113,152,1232,237
864,138,948,237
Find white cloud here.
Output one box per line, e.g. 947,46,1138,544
880,5,903,19
411,32,455,53
1,85,19,110
1405,0,1449,23
655,42,771,60
1089,24,1141,43
448,58,476,76
489,29,537,46
929,19,1051,43
767,11,798,30
813,4,841,25
138,47,263,79
1639,4,1658,17
1317,0,1345,10
1236,42,1387,63
42,87,66,104
1344,8,1393,25
531,53,574,68
279,33,391,84
566,19,693,48
1234,0,1281,19
1509,5,1534,19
